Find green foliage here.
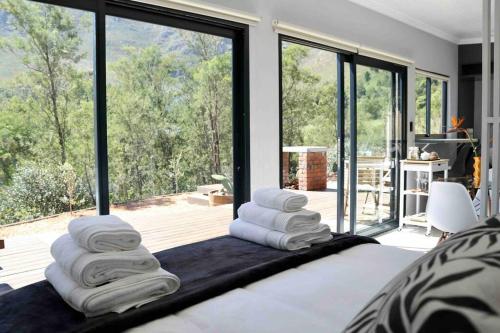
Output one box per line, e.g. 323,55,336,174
211,174,233,194
0,161,92,224
0,100,35,184
356,66,392,155
415,75,444,134
0,0,413,226
107,46,184,202
0,0,92,165
0,0,235,223
0,0,97,223
281,43,323,146
415,74,427,134
281,42,395,168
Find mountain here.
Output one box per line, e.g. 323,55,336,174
0,6,232,80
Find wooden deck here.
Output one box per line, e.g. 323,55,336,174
0,189,390,290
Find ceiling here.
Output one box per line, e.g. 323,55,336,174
348,0,486,44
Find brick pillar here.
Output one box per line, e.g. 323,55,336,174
282,152,289,184
298,152,327,191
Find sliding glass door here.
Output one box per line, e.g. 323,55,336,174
347,58,405,235
279,37,406,236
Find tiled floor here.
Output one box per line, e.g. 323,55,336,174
376,225,440,253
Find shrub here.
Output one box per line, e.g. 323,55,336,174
0,161,93,225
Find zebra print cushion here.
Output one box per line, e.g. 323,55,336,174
344,217,500,333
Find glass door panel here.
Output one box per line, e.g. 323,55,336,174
279,41,406,236
106,15,234,251
348,62,403,234
0,0,96,288
280,40,338,230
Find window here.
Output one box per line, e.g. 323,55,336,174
280,39,339,228
106,15,236,251
0,1,96,228
0,0,249,289
279,36,406,235
415,72,448,135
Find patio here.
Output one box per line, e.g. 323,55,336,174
0,190,437,291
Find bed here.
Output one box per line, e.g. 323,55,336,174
3,219,500,333
127,243,421,333
0,233,416,333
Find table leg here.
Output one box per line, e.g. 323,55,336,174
426,167,433,236
399,165,404,231
378,167,383,223
416,171,421,215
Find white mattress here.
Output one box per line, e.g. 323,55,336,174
127,244,422,333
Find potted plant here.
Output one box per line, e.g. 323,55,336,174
208,174,234,206
447,116,480,187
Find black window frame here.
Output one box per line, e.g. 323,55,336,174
25,0,251,218
416,71,449,136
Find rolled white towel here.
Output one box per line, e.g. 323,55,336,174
45,263,180,317
51,234,160,288
253,188,308,212
237,202,321,233
68,215,141,252
229,219,332,251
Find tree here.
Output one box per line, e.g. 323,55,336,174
0,3,235,222
356,66,392,155
0,0,88,164
281,43,321,146
0,91,35,184
107,46,184,202
415,75,427,134
191,52,232,176
183,33,232,176
61,162,77,214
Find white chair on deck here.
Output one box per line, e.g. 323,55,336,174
426,181,478,244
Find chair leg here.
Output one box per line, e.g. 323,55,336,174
436,232,449,246
344,192,349,215
361,192,370,214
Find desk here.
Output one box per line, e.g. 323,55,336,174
399,159,449,235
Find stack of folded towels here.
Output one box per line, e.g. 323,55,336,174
230,188,333,250
45,215,180,317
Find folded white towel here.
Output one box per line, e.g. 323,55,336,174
51,234,160,288
45,263,180,317
68,215,141,252
229,219,332,251
237,202,321,233
253,188,308,212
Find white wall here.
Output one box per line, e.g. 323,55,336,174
204,0,459,191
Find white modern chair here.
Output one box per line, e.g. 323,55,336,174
426,181,478,243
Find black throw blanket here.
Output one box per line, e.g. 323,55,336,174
0,233,378,333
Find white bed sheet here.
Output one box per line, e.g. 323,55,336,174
127,244,422,333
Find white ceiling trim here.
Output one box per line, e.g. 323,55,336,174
459,36,494,45
135,0,261,26
416,69,449,81
273,20,414,66
273,20,359,53
348,0,460,44
359,45,413,66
